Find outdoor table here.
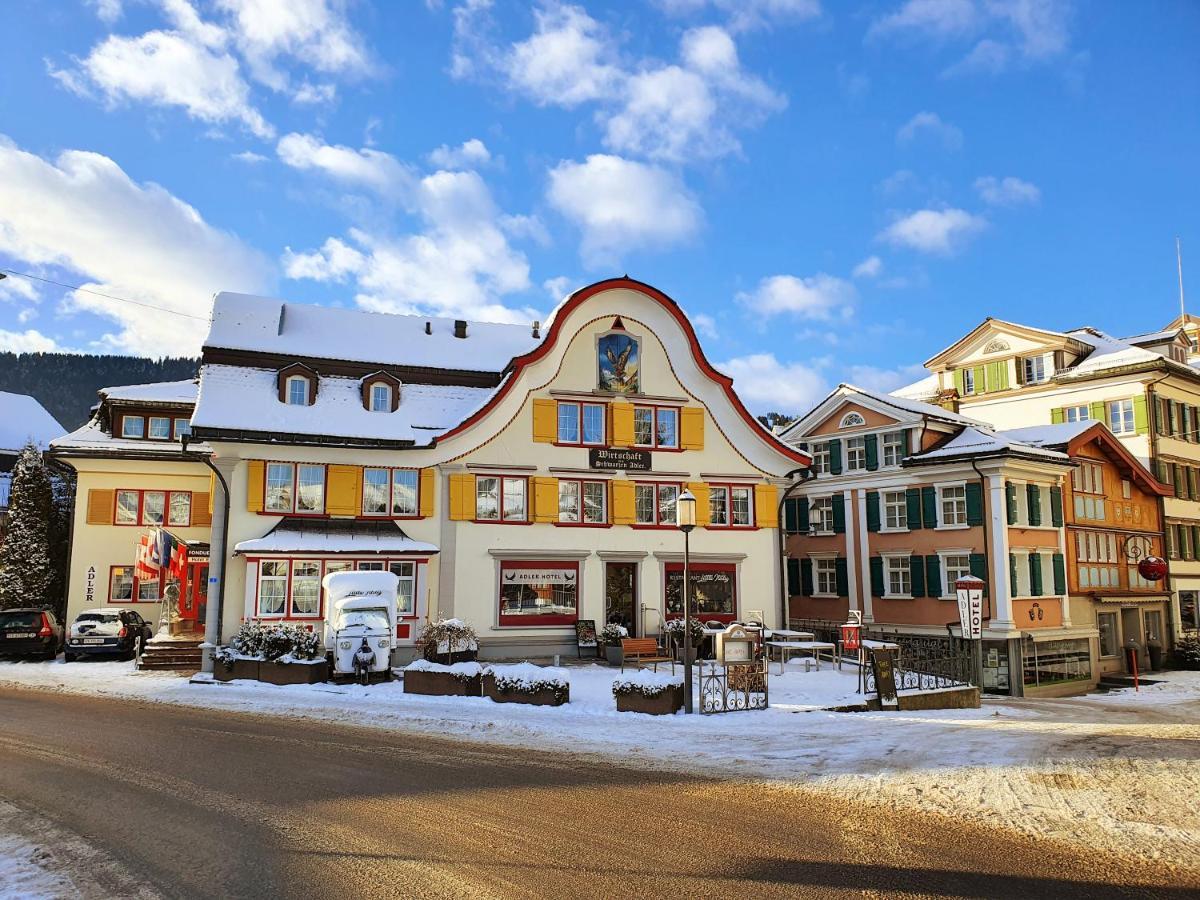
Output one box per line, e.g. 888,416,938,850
766,640,838,674
764,628,816,641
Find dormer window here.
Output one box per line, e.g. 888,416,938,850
1021,354,1050,384
120,415,144,439
370,383,392,412
286,376,311,406
360,371,401,412
276,363,318,407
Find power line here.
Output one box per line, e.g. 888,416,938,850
0,268,209,322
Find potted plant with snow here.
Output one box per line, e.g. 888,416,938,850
482,663,570,706
213,621,264,682
662,618,706,661
258,623,328,685
416,618,479,665
612,670,685,715
403,658,483,696
601,623,628,666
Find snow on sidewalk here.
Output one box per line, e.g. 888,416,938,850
2,659,1199,874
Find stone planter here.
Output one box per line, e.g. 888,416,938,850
214,658,260,682
605,644,623,666
482,673,569,707
404,669,482,697
423,648,478,665
257,659,329,685
615,684,684,716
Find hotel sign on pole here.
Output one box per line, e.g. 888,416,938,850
955,576,985,640
589,448,651,471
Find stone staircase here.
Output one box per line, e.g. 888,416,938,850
137,638,204,673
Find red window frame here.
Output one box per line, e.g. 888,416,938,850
361,467,421,519
664,562,737,624
473,475,530,524
109,564,161,604
632,481,682,529
498,559,580,627
112,489,192,527
250,556,428,626
632,404,682,451
555,400,607,447
706,484,757,530
167,491,192,527
262,462,327,516
556,479,610,527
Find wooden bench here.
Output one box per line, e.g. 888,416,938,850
620,638,675,673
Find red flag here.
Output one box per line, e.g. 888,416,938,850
134,533,156,581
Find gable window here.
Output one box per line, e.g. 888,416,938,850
962,369,976,395
1072,461,1105,521
709,485,753,527
1108,399,1135,435
883,490,908,530
881,431,905,467
839,412,865,428
1022,356,1048,384
884,556,911,597
814,558,837,596
369,383,392,412
286,375,311,406
634,406,679,449
939,484,967,527
811,442,831,475
476,476,527,522
942,554,971,596
557,401,605,445
559,479,607,524
845,437,866,472
173,418,191,439
811,496,834,533
148,416,171,440
121,416,145,439
1063,405,1089,423
634,483,679,525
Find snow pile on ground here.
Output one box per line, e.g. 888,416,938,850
1,658,1197,873
0,829,76,900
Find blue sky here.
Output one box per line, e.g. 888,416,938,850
1,0,1198,415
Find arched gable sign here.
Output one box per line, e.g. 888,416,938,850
597,327,640,394
838,412,866,428
436,277,812,468
983,339,1011,354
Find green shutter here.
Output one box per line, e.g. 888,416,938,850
800,559,813,596
798,496,810,532
784,498,800,534
869,557,884,597
1154,396,1167,436
832,494,846,534
925,555,942,598
866,491,881,532
828,439,842,475
1009,553,1018,595
965,482,983,526
969,553,988,596
1134,395,1148,435
900,429,911,457
909,555,925,597
1166,523,1176,558
1005,482,1018,524
1175,464,1186,500
1026,484,1042,526
1089,401,1106,425
1190,467,1199,499
1052,553,1066,595
787,557,801,596
1029,553,1044,596
1169,400,1179,436
865,434,879,471
835,558,849,597
954,369,966,395
973,365,987,394
1050,485,1064,527
1051,407,1064,424
993,361,1010,391
921,486,938,528
906,488,922,530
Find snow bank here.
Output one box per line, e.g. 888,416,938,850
612,670,683,693
484,662,569,690
405,660,482,677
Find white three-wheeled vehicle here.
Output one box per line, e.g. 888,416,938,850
322,571,398,684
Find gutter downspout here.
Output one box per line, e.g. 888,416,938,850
184,436,230,675
777,466,815,630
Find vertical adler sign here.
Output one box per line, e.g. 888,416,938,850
589,448,651,471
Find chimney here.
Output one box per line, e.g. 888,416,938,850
454,319,468,339
424,321,432,335
532,320,540,339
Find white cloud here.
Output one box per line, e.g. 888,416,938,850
737,274,856,321
878,208,987,254
291,80,337,105
716,353,827,415
276,132,415,200
427,138,492,170
845,363,927,393
0,136,271,355
896,111,963,150
502,2,623,106
232,149,269,163
656,0,822,32
0,275,40,304
545,155,703,266
282,236,364,282
692,312,718,339
0,329,71,353
86,0,123,24
542,276,574,302
852,256,883,279
975,175,1040,206
944,37,1010,75
868,0,981,42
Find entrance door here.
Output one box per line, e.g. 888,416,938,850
605,562,637,637
1120,606,1143,671
193,564,209,630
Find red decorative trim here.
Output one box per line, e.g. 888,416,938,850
498,559,580,627
436,277,812,466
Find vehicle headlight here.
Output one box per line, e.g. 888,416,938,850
339,641,351,650
377,639,390,649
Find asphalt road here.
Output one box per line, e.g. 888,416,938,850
0,688,1195,900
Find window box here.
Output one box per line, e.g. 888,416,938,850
403,661,483,697
483,665,570,706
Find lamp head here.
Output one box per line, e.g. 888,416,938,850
676,489,697,532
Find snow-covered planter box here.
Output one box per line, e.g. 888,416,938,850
482,663,570,706
612,670,684,715
258,657,330,686
215,623,326,684
403,659,483,697
416,618,479,664
213,656,260,682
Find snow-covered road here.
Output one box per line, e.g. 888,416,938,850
1,658,1197,875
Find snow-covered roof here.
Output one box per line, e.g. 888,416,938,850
100,380,198,405
997,421,1096,449
204,292,541,373
1120,328,1184,346
1063,328,1163,376
50,419,210,456
192,364,493,444
784,383,983,441
909,426,1070,464
234,517,439,555
890,373,939,402
0,391,64,453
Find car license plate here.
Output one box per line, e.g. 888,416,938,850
82,638,106,644
6,633,36,639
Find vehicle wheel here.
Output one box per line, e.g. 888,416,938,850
64,652,76,663
43,645,57,662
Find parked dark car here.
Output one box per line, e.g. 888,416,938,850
0,608,63,660
65,608,154,662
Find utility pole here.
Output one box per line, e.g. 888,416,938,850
1179,236,1187,322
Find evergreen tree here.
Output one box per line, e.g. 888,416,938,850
756,411,796,431
0,444,54,610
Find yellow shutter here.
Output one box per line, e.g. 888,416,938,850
755,484,778,528
448,473,473,521
533,477,559,523
687,482,710,527
532,398,557,443
326,465,362,517
86,489,114,525
612,479,636,525
680,407,705,450
611,403,635,447
419,468,435,517
192,494,212,527
246,460,264,513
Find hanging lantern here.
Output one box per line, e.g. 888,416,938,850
1138,556,1168,582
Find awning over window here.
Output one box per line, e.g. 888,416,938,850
1094,594,1170,605
234,517,439,556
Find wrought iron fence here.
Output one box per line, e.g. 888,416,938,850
863,644,974,693
698,661,769,714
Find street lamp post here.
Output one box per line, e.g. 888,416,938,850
676,489,697,714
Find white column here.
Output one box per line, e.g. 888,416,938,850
200,455,239,674
855,489,874,624
988,473,1015,631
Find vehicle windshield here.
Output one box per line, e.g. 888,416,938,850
75,613,119,624
336,609,390,631
0,612,41,628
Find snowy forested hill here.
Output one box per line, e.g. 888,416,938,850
0,353,198,430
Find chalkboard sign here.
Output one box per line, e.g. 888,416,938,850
870,647,899,708
575,619,598,657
